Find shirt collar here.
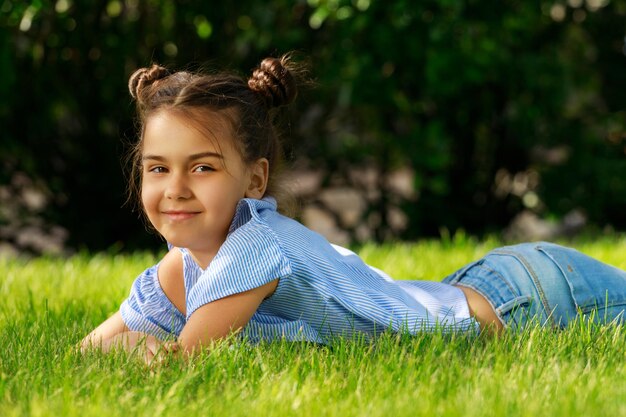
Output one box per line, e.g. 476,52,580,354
228,197,277,234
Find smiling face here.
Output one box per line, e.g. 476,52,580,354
140,110,267,268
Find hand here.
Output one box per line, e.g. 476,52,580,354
105,332,176,365
150,340,181,366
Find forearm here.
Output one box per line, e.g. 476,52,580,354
82,331,156,352
81,312,163,349
82,330,182,364
80,311,129,351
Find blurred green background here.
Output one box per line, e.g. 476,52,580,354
0,0,625,254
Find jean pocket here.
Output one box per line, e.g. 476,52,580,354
537,244,626,315
497,295,535,328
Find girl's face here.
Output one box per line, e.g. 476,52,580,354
141,110,263,268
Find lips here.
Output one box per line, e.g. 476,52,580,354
162,210,200,221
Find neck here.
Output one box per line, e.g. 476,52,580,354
187,249,217,270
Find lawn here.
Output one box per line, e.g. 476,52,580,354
2,235,626,416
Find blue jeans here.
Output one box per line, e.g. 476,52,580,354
441,242,626,329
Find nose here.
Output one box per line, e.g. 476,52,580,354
164,172,192,200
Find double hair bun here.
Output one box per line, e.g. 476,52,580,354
128,56,297,108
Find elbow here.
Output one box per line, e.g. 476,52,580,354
176,336,202,358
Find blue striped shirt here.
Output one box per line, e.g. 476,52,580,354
120,197,478,342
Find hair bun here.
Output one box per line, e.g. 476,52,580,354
248,57,297,108
128,64,171,100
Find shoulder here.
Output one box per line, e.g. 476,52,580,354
155,247,186,316
232,198,312,242
158,247,184,279
219,217,291,274
226,197,288,254
185,207,293,316
223,196,335,272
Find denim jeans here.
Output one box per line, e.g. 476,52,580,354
441,242,626,329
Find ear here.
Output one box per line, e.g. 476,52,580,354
245,158,269,199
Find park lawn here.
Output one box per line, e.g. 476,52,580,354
1,236,626,417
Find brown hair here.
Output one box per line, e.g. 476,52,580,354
125,55,298,217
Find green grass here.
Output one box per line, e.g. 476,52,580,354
2,236,626,416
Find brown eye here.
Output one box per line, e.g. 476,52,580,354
194,165,215,172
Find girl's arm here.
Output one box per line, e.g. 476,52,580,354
80,311,169,362
177,279,277,355
154,246,278,355
80,310,129,351
80,248,184,361
81,247,276,359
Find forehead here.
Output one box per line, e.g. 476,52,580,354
142,108,240,155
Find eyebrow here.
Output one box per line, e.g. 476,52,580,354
141,151,224,162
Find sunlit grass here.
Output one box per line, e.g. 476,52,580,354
2,236,626,416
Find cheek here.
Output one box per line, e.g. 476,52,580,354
141,183,159,213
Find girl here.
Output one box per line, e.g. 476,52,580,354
81,56,626,361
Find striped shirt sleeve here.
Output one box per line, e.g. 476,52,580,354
186,221,292,319
119,263,186,339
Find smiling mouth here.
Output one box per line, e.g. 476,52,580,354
162,211,200,221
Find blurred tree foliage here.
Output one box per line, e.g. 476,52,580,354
0,0,625,251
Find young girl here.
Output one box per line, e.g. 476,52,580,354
81,56,626,361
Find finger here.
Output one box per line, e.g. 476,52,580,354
162,341,180,352
144,349,155,366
